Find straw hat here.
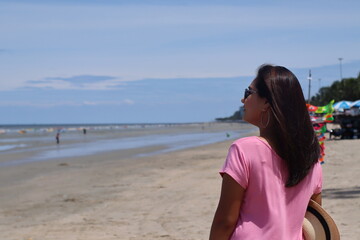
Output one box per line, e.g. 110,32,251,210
302,200,340,240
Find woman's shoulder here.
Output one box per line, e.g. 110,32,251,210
232,136,261,146
231,136,275,155
311,160,323,175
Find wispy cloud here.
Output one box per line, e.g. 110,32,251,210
4,3,359,31
2,1,359,91
82,99,135,106
25,75,124,90
0,99,135,107
46,75,116,84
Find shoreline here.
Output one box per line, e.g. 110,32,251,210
0,129,358,239
0,122,256,168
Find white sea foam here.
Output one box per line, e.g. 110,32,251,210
0,144,27,151
0,122,255,167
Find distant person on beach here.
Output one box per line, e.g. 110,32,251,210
210,65,322,239
56,132,60,144
83,128,87,135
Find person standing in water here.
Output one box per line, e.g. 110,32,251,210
56,132,60,144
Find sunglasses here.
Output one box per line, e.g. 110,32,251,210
244,87,257,99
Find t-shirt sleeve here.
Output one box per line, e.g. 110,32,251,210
220,143,249,189
313,161,323,194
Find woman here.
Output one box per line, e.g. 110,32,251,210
209,65,322,239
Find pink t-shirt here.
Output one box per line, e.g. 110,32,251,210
220,136,322,240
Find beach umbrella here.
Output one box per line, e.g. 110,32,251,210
333,101,353,111
350,100,360,108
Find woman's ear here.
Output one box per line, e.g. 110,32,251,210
262,100,271,112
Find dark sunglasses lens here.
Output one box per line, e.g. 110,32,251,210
244,89,249,99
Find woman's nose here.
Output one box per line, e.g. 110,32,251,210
241,98,245,104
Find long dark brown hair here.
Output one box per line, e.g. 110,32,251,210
254,64,320,187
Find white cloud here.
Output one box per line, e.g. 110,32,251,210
82,100,135,106
24,75,125,90
123,99,135,105
1,1,359,91
3,3,359,30
0,99,135,107
0,101,80,107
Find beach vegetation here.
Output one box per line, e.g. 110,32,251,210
310,73,360,105
217,73,360,121
215,108,243,121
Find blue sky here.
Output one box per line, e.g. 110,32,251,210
1,0,360,124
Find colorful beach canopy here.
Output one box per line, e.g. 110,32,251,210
307,100,334,114
333,100,353,111
307,100,335,165
350,100,360,108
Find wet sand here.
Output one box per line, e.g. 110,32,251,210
0,122,253,167
0,126,358,240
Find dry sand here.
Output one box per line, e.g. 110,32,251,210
0,131,359,239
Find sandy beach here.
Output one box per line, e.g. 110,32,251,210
0,124,359,240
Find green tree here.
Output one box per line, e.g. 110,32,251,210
216,109,242,121
216,73,360,121
310,73,360,105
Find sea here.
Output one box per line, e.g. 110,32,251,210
0,122,256,167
